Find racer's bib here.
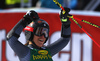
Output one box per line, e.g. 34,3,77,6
30,48,53,61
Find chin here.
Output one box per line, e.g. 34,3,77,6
38,45,43,47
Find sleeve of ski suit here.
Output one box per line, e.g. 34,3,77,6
46,24,71,56
6,19,31,60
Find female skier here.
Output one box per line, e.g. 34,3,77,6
7,7,71,61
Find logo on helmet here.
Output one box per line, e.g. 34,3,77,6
38,21,42,23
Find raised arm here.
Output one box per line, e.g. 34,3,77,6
46,8,71,56
6,10,39,58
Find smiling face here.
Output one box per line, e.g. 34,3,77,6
33,35,46,47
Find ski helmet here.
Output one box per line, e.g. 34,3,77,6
24,19,49,43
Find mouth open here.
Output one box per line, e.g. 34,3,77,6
39,39,44,42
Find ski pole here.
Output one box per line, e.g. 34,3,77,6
71,18,100,48
53,0,100,29
67,15,100,28
53,0,100,48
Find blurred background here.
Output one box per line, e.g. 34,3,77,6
0,0,100,61
0,0,99,11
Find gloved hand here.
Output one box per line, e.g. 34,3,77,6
23,10,39,25
60,7,71,26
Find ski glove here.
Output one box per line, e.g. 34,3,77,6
60,7,71,26
22,10,39,26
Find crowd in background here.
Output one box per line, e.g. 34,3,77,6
0,0,99,11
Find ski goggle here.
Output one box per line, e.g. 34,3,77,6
35,27,49,38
